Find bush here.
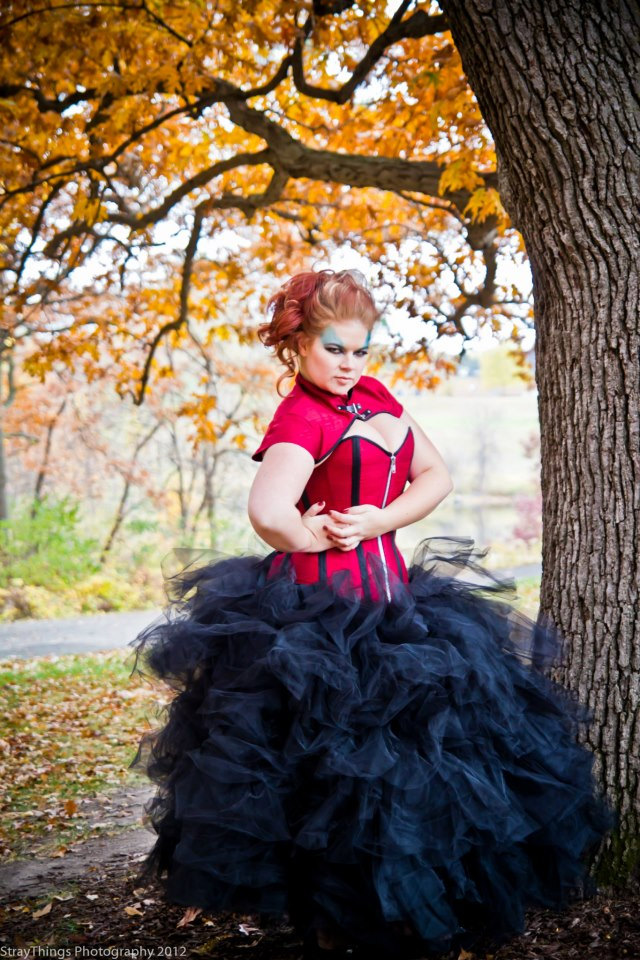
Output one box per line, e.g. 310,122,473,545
0,496,100,590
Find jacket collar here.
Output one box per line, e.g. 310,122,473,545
293,372,375,421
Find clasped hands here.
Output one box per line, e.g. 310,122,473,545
301,501,386,553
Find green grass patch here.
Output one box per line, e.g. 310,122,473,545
0,649,168,861
0,568,164,622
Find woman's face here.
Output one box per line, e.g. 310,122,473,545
297,318,372,394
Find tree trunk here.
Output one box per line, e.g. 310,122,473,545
31,397,67,517
101,421,163,562
439,0,640,881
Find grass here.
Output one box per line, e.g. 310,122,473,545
0,566,164,622
0,649,167,861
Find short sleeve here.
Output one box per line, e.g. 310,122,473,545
372,378,403,417
251,412,323,462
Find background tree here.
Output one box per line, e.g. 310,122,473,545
5,336,271,552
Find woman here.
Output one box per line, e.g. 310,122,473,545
129,268,613,959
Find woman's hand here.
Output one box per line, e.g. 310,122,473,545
322,505,386,551
300,501,335,553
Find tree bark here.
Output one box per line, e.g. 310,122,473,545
439,0,640,880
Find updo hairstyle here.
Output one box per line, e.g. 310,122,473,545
258,268,380,395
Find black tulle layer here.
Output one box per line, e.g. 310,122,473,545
128,537,614,956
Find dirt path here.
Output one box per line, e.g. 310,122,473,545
0,824,152,900
0,784,154,901
0,609,159,660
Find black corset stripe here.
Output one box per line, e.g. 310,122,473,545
298,488,327,582
391,535,403,579
318,549,327,582
351,439,371,601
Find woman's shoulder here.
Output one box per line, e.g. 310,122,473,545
251,392,324,463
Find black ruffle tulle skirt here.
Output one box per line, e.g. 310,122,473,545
128,537,614,957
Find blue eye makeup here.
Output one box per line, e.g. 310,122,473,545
321,325,370,355
323,344,369,356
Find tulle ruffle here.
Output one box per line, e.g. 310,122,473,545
128,536,614,956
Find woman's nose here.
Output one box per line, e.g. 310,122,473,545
340,354,356,369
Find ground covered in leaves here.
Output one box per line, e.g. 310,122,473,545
2,858,639,960
0,649,165,860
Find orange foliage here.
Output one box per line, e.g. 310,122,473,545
0,0,530,411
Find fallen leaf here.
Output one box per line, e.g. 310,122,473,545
32,902,53,918
177,906,202,927
124,906,143,917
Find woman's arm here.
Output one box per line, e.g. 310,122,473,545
323,408,453,544
248,443,333,553
376,408,453,534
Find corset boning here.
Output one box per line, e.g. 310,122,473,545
267,430,415,602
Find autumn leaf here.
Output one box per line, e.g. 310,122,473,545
463,186,507,224
32,901,53,918
124,905,144,917
438,158,485,195
177,905,203,927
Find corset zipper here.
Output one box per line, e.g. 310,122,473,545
377,453,396,602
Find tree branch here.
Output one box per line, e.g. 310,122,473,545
290,4,448,104
42,148,276,257
218,80,496,235
134,204,204,405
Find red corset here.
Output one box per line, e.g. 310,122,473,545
252,372,415,602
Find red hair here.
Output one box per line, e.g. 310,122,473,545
259,269,381,396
